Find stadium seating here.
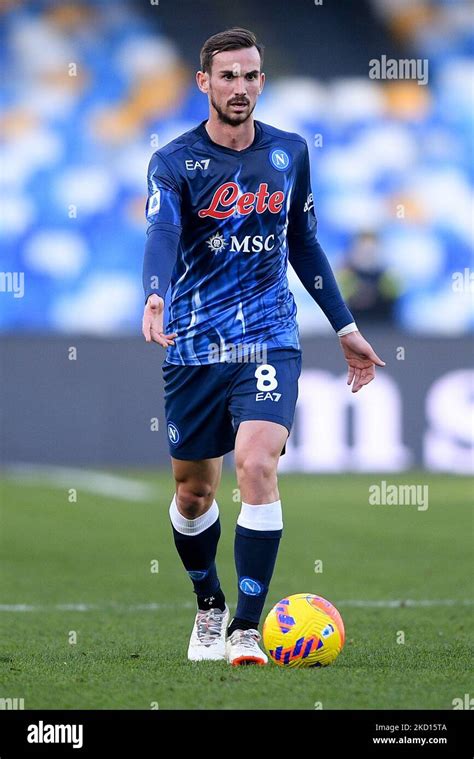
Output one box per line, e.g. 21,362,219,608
1,0,472,334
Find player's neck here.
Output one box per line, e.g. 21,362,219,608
204,116,256,152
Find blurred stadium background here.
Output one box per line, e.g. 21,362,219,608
1,0,473,471
1,0,473,713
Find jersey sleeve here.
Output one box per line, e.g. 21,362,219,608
143,152,182,302
287,141,318,243
145,152,182,229
287,142,354,332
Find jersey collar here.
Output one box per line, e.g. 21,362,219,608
197,119,262,156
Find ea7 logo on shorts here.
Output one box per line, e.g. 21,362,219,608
239,577,263,596
167,422,180,444
256,391,281,402
185,159,210,171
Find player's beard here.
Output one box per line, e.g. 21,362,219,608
210,94,255,126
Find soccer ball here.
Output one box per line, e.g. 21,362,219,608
262,593,345,668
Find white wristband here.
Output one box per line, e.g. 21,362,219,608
337,322,358,337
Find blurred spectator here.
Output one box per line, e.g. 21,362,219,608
338,232,400,325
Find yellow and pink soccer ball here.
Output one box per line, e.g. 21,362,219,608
263,593,345,668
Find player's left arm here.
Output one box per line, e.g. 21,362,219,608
287,142,385,392
142,152,182,347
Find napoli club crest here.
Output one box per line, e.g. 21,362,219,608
167,422,180,445
269,148,290,171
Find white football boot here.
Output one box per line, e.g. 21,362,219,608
187,605,229,661
226,628,268,666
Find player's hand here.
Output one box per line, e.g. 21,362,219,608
339,331,385,393
142,294,178,348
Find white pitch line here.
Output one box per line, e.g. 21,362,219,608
2,464,157,502
0,602,196,612
337,599,474,608
0,600,472,613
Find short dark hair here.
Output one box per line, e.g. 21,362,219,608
200,27,264,74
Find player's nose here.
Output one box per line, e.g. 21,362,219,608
233,77,247,96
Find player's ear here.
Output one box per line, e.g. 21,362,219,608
196,70,209,94
258,72,265,94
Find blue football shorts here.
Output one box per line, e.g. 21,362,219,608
162,347,302,460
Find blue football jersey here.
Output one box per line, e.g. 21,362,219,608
145,119,318,365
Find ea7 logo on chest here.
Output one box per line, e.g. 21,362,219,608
185,159,210,171
27,721,83,749
198,182,285,219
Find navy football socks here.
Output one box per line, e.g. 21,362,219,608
171,518,226,612
230,524,282,633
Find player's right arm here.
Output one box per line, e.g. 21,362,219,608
287,141,385,391
142,152,182,347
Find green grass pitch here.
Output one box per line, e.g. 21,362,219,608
1,471,472,709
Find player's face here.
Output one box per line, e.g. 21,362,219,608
204,47,264,126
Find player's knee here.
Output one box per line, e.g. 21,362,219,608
175,482,215,518
236,452,276,486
